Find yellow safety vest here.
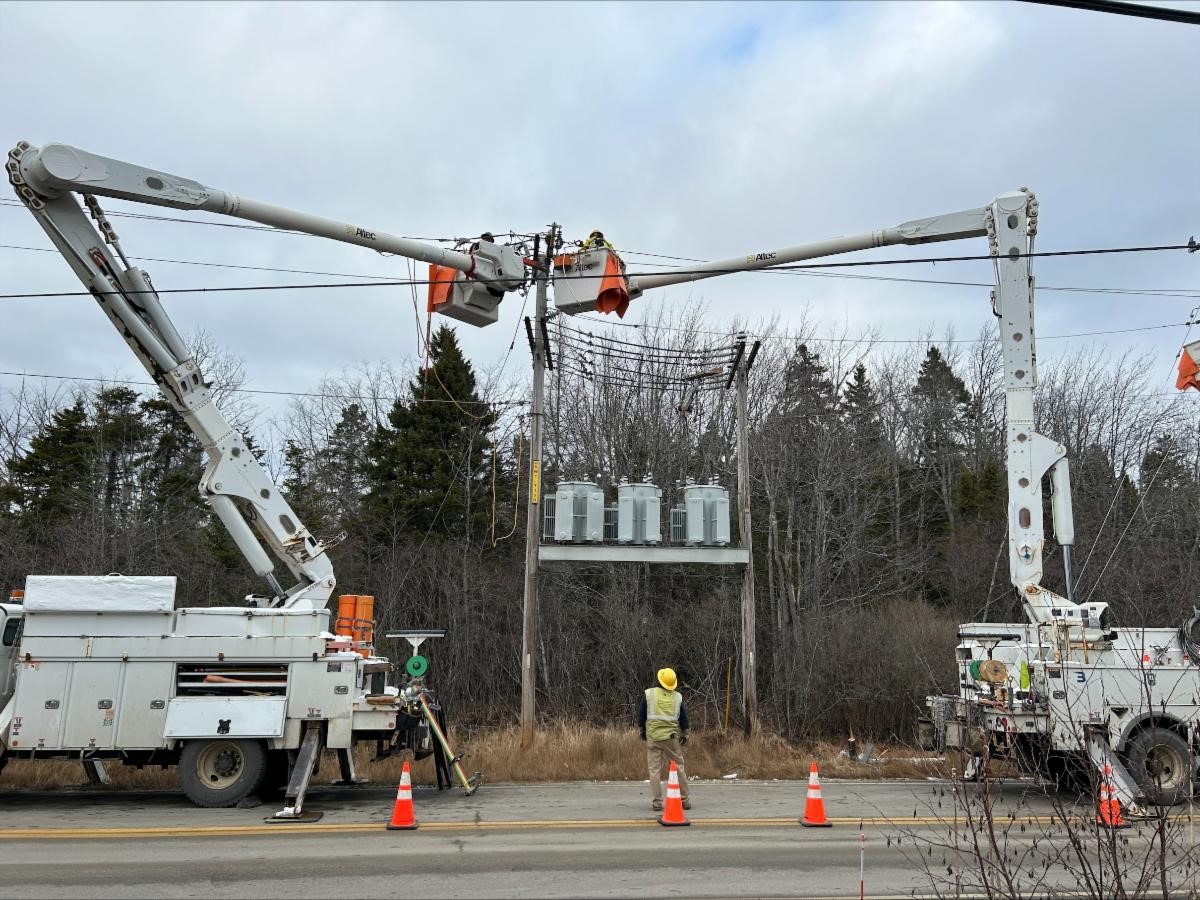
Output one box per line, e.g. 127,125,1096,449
644,687,682,742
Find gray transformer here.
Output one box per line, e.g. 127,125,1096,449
616,479,662,545
552,481,605,543
678,481,731,547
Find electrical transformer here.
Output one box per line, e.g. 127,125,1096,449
616,477,662,545
551,481,605,543
677,479,731,547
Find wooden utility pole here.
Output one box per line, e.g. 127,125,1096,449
520,225,555,747
735,339,758,735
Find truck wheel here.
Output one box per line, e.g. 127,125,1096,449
1125,727,1192,806
178,739,267,808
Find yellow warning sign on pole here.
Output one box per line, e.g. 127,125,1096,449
530,459,541,504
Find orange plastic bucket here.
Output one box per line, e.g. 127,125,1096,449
356,595,375,656
336,594,358,638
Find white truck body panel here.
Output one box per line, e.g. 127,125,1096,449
22,575,176,614
164,697,286,739
115,662,175,747
2,577,403,755
928,621,1200,806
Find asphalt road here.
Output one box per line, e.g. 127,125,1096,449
1,779,1194,898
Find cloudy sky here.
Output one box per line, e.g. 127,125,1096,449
2,1,1197,424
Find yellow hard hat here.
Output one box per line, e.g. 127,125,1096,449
657,667,677,691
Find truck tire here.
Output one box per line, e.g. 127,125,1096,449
178,739,267,808
1125,726,1192,806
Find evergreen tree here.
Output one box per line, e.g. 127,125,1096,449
366,326,496,540
1140,433,1192,496
781,343,837,423
842,364,883,456
911,347,971,535
284,403,372,536
140,396,205,513
6,399,94,530
957,457,1004,522
321,403,372,523
91,386,150,525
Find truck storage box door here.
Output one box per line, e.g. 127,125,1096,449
164,697,286,739
62,661,123,750
115,662,173,748
8,662,70,750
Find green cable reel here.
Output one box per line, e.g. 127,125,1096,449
405,654,429,678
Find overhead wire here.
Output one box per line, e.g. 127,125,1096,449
490,430,523,547
615,247,1200,298
1,241,1196,301
1079,313,1200,603
553,317,741,357
552,312,742,393
1018,0,1200,26
0,197,463,242
569,315,1200,345
0,369,527,406
5,237,1197,300
552,334,738,367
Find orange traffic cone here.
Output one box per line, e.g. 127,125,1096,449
658,761,690,827
1096,763,1129,830
801,761,832,827
386,760,418,830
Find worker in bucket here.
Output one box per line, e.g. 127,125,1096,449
581,229,615,252
638,667,691,811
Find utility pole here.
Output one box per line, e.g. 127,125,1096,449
734,336,760,735
520,224,555,747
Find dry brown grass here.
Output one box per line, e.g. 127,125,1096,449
388,723,948,786
1,724,946,792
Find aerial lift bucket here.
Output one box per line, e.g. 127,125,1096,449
551,248,630,317
428,264,501,327
1177,341,1200,392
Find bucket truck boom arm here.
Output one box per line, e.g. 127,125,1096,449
625,191,1106,636
7,140,525,610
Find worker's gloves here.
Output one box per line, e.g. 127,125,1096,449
680,733,689,746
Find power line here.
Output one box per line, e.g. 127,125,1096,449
0,242,1194,300
0,243,405,282
618,249,1200,298
568,315,1199,344
4,238,1197,299
0,370,528,406
1019,0,1200,25
0,198,462,242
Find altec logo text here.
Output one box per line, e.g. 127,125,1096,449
746,251,776,263
345,225,377,240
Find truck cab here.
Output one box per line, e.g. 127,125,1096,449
0,599,24,707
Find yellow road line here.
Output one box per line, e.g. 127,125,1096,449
0,815,1074,841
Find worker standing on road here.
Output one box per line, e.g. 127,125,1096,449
638,667,691,812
